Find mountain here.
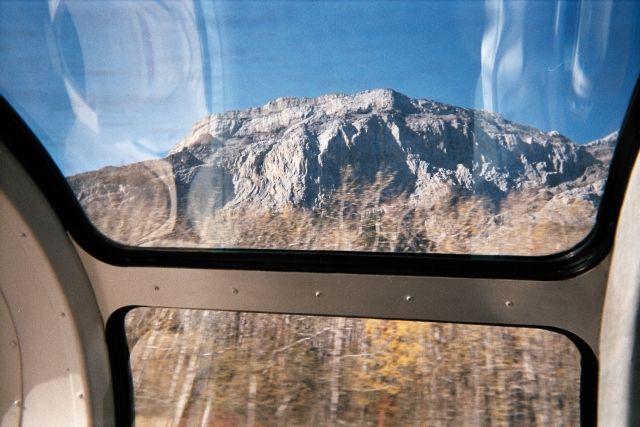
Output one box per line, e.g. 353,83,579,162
68,89,616,253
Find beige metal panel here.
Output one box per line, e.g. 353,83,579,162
77,242,609,354
599,152,640,426
0,289,21,427
0,144,114,427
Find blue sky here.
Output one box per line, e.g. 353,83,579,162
1,1,639,175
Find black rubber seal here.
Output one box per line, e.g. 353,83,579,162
105,306,135,427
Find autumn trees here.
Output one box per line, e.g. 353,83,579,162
127,309,580,426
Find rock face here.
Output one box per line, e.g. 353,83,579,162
165,89,609,208
68,89,616,251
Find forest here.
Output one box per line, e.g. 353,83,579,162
133,169,596,257
126,309,581,426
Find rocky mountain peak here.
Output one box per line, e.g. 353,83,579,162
69,90,616,251
160,90,613,212
169,89,424,155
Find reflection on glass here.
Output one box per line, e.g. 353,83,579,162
1,1,638,255
126,308,581,426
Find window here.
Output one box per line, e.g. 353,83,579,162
1,1,638,258
126,308,582,426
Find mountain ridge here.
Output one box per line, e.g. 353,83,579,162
160,89,610,209
68,89,616,252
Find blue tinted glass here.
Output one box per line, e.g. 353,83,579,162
1,1,638,254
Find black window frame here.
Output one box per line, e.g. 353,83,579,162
109,305,598,427
1,78,638,280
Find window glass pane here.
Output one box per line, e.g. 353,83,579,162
2,1,639,254
125,308,581,426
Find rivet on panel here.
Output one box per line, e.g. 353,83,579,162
505,300,514,307
315,291,322,298
405,295,414,302
153,286,160,291
60,312,66,317
77,393,84,399
19,232,26,238
231,288,239,295
13,400,20,407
